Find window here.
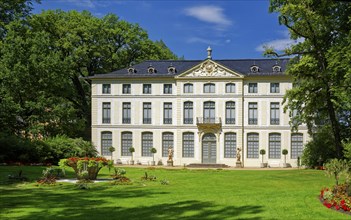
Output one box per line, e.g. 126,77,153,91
184,83,193,93
183,132,194,157
102,102,111,124
122,102,131,124
270,102,280,125
122,84,131,94
224,133,236,158
269,133,281,159
203,101,215,122
291,133,303,159
184,101,193,124
102,84,111,94
226,101,235,124
121,132,132,156
226,83,235,93
204,83,215,93
248,102,258,125
143,102,152,124
164,84,172,94
247,133,259,158
250,65,259,73
248,83,258,93
272,65,281,72
270,83,280,93
163,103,172,124
101,131,112,156
143,84,151,94
162,132,174,157
142,132,153,156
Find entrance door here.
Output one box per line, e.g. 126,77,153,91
202,133,217,164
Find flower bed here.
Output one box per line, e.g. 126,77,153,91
59,157,112,180
320,184,351,213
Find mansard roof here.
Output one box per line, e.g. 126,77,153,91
89,58,290,79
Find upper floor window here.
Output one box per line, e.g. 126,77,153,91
122,84,131,94
270,102,280,125
184,83,193,93
226,101,235,124
248,83,258,93
102,102,111,124
122,102,131,124
226,83,235,93
270,83,280,93
184,101,193,124
143,84,152,94
163,103,172,124
248,102,258,125
204,83,215,93
164,84,172,94
272,65,281,72
102,84,111,94
250,65,259,73
143,102,152,124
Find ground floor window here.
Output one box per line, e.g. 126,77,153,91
224,133,236,158
291,133,303,159
247,133,259,158
101,131,112,156
269,133,281,159
121,132,132,156
142,132,153,156
162,132,174,157
183,132,194,158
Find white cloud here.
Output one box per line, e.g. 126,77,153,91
186,37,219,45
184,5,232,26
256,31,304,52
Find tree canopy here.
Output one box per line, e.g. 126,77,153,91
267,0,351,158
0,9,179,139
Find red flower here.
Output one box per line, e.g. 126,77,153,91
335,205,340,210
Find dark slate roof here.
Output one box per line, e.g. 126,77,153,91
89,58,290,79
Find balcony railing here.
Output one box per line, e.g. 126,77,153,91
197,117,222,124
164,118,172,124
270,118,280,125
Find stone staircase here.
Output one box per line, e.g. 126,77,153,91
187,163,230,168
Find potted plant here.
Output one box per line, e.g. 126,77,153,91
150,147,157,166
129,147,135,165
108,146,115,164
282,149,289,168
259,149,267,168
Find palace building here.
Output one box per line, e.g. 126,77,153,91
90,48,308,167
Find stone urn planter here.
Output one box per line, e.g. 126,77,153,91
150,147,157,166
259,149,267,168
129,147,135,165
282,149,289,168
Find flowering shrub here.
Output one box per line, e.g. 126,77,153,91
59,157,113,180
320,184,351,212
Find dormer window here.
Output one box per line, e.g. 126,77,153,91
250,65,259,73
272,65,281,72
148,64,156,74
127,67,136,74
168,65,176,74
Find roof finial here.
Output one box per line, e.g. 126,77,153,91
207,46,212,59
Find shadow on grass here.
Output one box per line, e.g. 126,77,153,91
1,185,263,220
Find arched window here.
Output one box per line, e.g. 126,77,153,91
101,131,112,156
162,132,174,157
247,133,259,158
142,132,153,157
184,83,193,93
204,83,215,93
121,132,132,156
183,132,194,158
291,133,303,159
224,133,236,158
269,133,281,159
226,83,235,93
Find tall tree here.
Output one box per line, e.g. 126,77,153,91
0,10,178,139
267,0,351,158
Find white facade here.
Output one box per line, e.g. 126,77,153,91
91,58,308,167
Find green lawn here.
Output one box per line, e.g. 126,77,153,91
0,166,348,220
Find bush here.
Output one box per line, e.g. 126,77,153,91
301,126,337,167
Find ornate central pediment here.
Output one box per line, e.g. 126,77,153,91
177,60,243,78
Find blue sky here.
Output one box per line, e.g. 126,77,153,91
32,0,298,60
